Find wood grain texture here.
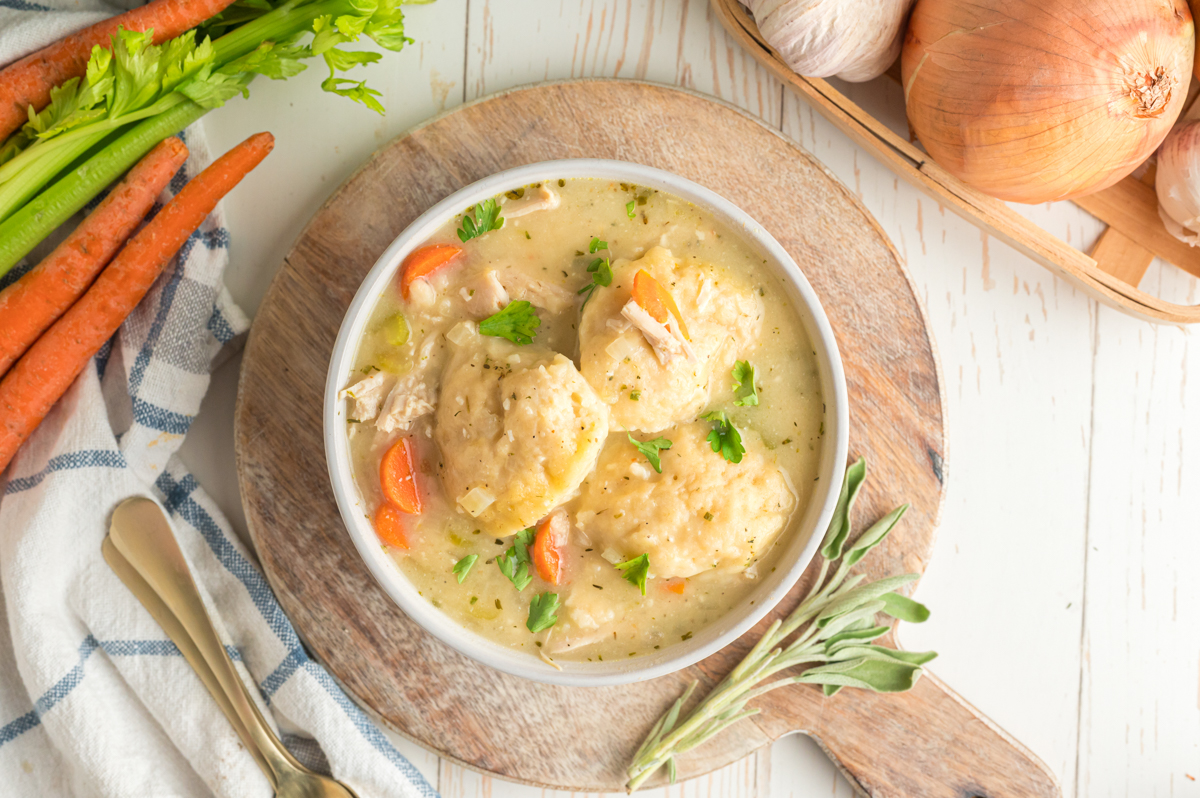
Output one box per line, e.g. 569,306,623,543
233,80,1056,796
1090,228,1153,288
708,0,1200,325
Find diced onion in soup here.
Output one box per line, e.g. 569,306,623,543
458,486,495,517
446,320,477,346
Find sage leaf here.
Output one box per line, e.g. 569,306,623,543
880,591,931,623
844,503,909,566
823,625,891,652
820,457,865,560
797,657,926,693
816,573,918,626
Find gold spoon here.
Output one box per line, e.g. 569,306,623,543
106,497,358,798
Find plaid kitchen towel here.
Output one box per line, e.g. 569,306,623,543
0,3,439,797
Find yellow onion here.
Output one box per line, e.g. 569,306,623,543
901,0,1194,204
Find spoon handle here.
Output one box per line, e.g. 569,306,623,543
102,536,275,782
108,496,308,787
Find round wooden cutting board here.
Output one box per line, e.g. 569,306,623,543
235,80,1059,797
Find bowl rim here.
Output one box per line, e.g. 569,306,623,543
323,158,849,687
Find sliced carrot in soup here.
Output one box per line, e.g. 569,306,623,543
399,244,462,299
374,504,409,549
662,577,686,595
631,269,690,341
379,437,422,514
533,509,569,585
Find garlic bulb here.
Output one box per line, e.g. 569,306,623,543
1156,119,1200,246
741,0,915,83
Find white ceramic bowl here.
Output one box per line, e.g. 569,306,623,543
324,159,849,686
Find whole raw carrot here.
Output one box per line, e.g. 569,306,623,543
0,136,188,378
0,132,273,472
0,0,239,142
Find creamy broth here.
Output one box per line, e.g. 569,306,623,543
341,178,823,664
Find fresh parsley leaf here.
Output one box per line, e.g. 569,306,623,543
453,554,478,583
732,360,759,407
615,554,650,595
626,199,636,219
514,526,536,552
479,300,541,345
578,237,614,301
457,197,505,242
702,410,745,464
497,551,532,591
496,527,535,590
628,433,672,473
527,592,560,633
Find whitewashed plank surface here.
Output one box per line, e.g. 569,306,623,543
178,1,1200,796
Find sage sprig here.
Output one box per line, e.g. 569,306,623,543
625,458,935,792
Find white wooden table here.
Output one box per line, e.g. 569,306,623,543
178,2,1200,795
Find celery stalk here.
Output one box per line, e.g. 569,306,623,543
0,101,205,278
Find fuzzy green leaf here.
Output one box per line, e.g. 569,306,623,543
844,503,909,566
820,457,865,560
879,591,930,623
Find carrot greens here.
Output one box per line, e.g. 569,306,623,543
625,459,935,792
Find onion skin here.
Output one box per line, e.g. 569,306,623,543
902,0,1194,204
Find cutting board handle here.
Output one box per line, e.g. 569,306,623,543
802,671,1061,798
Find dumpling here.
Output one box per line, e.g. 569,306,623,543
578,247,762,433
573,422,794,579
434,328,610,535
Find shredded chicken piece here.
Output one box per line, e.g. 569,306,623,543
696,277,717,313
503,185,561,218
463,270,509,318
499,267,576,314
408,278,437,309
338,371,390,422
620,299,695,366
377,374,437,432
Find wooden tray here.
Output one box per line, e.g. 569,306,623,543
711,0,1200,325
234,80,1059,797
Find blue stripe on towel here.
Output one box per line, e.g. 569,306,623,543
153,471,435,791
0,637,246,748
5,450,127,496
131,397,194,435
